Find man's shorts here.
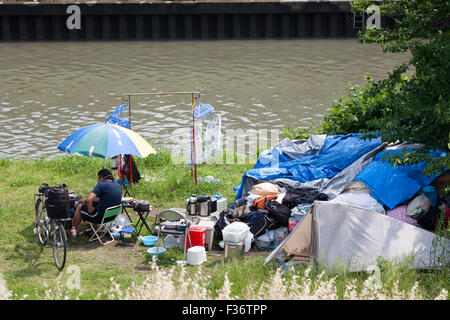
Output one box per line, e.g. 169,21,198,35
80,203,115,224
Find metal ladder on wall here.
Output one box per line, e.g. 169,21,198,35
353,12,365,31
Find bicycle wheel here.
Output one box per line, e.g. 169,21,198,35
35,198,49,246
52,222,67,271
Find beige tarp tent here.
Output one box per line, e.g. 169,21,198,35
265,201,449,271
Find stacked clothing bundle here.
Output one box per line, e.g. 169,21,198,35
222,182,328,245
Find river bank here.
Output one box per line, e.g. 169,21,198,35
0,154,448,299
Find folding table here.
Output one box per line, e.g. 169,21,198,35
121,198,154,237
121,199,134,225
134,207,154,237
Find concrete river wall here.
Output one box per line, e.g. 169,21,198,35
0,1,390,41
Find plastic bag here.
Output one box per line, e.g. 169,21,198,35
114,213,132,227
204,115,222,164
222,221,250,234
251,182,280,196
273,227,288,247
214,211,230,241
193,102,214,120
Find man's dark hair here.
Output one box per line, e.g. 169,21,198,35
97,168,114,181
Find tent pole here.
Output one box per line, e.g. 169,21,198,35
128,95,131,129
192,93,197,185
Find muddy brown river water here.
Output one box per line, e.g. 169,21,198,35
0,39,409,158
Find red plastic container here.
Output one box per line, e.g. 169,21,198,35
186,226,206,249
289,221,299,232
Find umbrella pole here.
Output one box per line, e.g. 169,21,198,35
130,155,133,189
104,157,107,169
128,95,131,129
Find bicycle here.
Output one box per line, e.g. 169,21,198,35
34,183,68,271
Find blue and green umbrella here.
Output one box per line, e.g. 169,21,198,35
57,123,156,158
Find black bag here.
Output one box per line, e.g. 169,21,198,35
249,213,279,238
417,207,441,231
45,184,70,219
282,188,328,209
266,200,291,226
214,211,229,242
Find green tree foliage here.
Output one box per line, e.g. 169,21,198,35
321,0,450,176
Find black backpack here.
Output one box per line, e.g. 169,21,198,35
266,200,291,226
417,207,441,231
45,184,70,220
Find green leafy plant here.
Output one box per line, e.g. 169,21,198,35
282,127,311,140
322,0,450,176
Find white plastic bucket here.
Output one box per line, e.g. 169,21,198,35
187,246,207,265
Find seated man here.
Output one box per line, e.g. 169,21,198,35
72,168,122,237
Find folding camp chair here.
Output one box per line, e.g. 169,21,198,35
87,204,122,245
155,209,191,262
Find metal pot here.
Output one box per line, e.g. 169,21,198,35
69,193,79,209
187,195,199,216
132,200,150,212
210,198,217,213
224,240,245,260
197,195,211,217
163,221,178,230
138,200,150,212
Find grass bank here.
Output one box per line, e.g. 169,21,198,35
0,153,448,300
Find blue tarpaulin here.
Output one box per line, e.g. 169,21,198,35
235,133,446,211
355,149,445,210
235,133,383,199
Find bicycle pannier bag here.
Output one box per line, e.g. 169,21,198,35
45,184,70,219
